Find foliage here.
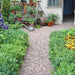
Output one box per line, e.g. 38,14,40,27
0,29,29,75
15,6,22,11
27,6,36,14
8,13,16,24
65,28,75,50
16,13,22,18
8,22,23,29
47,14,59,21
1,0,10,22
10,6,22,11
35,25,41,28
46,19,52,23
49,28,75,75
24,14,36,25
33,0,36,2
10,6,16,10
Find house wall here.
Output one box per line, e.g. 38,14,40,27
39,0,63,24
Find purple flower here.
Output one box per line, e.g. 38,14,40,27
0,13,9,32
22,18,24,21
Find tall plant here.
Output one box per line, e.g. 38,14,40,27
1,0,10,21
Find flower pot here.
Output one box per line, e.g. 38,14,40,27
30,0,33,3
12,1,18,4
33,2,36,6
18,17,21,22
52,20,55,25
11,10,15,14
38,11,43,17
47,22,52,27
24,9,27,14
29,2,33,6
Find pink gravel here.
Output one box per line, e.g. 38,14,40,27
19,24,75,75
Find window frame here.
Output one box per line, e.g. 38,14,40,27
47,0,61,7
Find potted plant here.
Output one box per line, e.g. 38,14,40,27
48,14,59,25
27,6,34,14
46,19,52,27
15,6,22,13
16,13,22,22
33,0,36,6
29,18,36,26
10,6,16,14
24,5,27,14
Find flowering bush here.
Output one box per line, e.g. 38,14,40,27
49,28,75,75
0,13,9,32
65,35,75,50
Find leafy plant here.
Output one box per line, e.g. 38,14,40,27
0,29,29,75
49,28,75,75
47,14,59,21
10,6,16,10
8,13,16,24
9,22,23,29
46,19,52,23
15,6,22,11
33,0,36,2
1,0,10,22
27,6,36,14
16,13,22,18
35,25,41,28
65,28,75,50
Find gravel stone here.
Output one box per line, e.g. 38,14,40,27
19,24,75,75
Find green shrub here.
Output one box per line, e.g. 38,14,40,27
1,0,10,22
35,25,41,28
5,22,23,29
0,29,29,75
8,13,16,24
49,28,75,75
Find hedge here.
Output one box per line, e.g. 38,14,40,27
49,28,75,75
0,29,29,75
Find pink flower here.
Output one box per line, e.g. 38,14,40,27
22,16,24,18
25,22,27,24
26,16,28,18
22,18,24,21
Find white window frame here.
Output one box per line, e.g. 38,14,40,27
48,0,60,7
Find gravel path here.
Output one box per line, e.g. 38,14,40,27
19,24,75,75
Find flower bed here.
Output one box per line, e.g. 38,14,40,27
49,28,75,75
0,29,29,75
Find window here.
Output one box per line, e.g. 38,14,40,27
48,0,60,6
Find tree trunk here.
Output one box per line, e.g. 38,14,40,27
0,0,3,13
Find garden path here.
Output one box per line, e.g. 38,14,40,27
19,23,75,75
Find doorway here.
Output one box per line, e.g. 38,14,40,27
63,0,74,23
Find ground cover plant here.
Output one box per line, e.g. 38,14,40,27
49,28,75,75
0,29,29,75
